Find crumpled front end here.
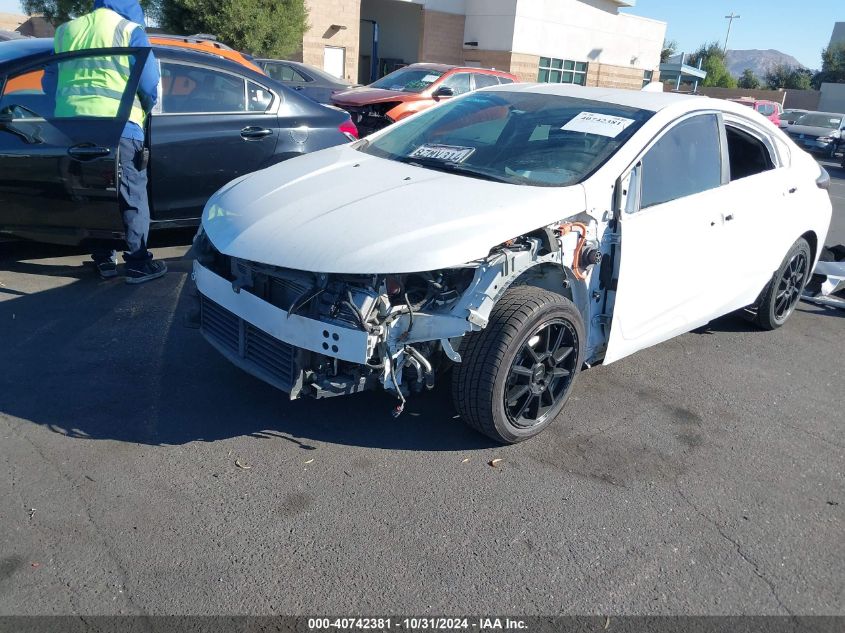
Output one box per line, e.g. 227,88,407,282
191,221,599,411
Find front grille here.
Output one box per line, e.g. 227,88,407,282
200,295,298,394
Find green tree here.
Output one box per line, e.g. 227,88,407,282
765,64,812,90
737,68,760,89
156,0,308,57
661,38,677,64
20,0,156,24
812,42,845,88
689,42,737,88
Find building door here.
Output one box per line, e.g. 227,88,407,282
323,46,345,80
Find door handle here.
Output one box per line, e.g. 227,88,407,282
294,86,304,91
724,214,735,222
68,144,111,160
787,187,798,194
240,126,273,140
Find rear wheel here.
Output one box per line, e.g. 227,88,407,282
452,285,584,444
751,237,811,330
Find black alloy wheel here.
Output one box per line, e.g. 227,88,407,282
452,285,585,444
751,237,812,330
505,319,579,429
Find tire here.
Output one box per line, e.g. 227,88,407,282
751,237,811,331
452,285,584,444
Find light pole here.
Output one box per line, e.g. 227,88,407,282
724,12,741,52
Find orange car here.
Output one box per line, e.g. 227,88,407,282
149,35,265,75
331,63,518,136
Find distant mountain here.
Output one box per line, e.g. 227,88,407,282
726,49,808,79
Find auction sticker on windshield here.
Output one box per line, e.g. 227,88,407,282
562,112,635,138
409,144,476,163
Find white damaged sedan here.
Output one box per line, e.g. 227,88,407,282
190,84,832,444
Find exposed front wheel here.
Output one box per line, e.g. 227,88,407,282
752,237,811,330
452,285,584,444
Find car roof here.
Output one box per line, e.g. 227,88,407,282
484,82,746,114
148,35,264,74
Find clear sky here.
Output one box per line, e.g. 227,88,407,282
623,0,843,70
1,0,842,69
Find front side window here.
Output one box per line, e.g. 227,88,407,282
160,62,246,113
0,51,141,120
265,63,308,83
538,57,588,86
370,67,444,93
440,72,471,96
639,114,722,209
359,91,652,187
757,103,775,117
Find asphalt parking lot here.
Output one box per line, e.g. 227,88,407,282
0,161,843,617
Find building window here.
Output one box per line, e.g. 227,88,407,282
538,58,588,85
642,70,654,87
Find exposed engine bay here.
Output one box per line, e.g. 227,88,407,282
191,215,610,415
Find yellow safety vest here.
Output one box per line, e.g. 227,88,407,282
54,7,145,127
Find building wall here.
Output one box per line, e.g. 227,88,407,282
510,0,665,70
302,0,361,83
819,83,845,113
360,0,422,66
419,9,466,65
830,22,845,48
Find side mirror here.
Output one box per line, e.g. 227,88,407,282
433,86,454,99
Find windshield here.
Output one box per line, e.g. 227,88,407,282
794,113,843,129
370,68,445,93
358,91,653,187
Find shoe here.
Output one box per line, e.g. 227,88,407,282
95,260,118,279
125,259,167,285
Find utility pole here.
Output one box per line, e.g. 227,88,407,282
724,12,741,52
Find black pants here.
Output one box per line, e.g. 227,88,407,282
92,137,151,264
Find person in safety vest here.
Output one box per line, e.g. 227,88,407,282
49,0,163,283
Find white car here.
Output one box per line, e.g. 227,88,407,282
190,84,832,444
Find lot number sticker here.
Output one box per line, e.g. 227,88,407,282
562,112,635,138
409,144,476,163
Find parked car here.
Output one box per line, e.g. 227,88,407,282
191,84,831,444
331,63,518,136
0,38,357,245
148,34,266,75
779,108,808,129
786,111,845,158
728,97,782,126
0,30,28,42
256,58,356,104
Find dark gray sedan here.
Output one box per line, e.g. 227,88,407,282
0,38,358,245
786,111,845,158
256,58,357,104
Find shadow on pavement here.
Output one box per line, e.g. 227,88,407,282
0,247,494,452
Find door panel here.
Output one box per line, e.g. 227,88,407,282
0,49,147,236
605,114,730,364
150,60,280,221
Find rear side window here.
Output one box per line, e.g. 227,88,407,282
473,73,499,89
161,62,246,113
640,114,722,209
498,76,515,85
726,125,774,181
757,103,775,117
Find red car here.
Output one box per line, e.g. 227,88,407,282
332,63,518,136
728,97,782,126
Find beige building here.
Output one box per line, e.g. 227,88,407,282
298,0,665,90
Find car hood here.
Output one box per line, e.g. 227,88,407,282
788,124,838,136
202,145,587,274
332,87,410,106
